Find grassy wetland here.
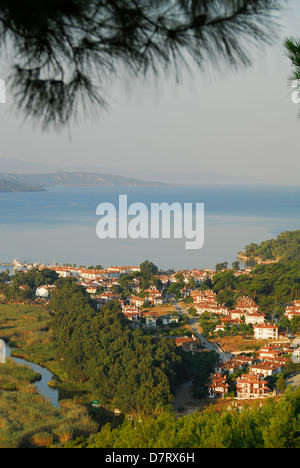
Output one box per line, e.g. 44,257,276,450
0,302,97,447
0,302,56,366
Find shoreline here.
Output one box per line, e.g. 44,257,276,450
238,253,279,265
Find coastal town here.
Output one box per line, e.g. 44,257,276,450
4,258,300,404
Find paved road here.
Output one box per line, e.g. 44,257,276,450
172,299,231,361
189,318,232,360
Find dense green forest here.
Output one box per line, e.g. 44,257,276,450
65,387,300,448
49,281,183,414
47,280,219,413
240,230,300,262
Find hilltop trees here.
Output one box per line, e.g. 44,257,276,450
242,230,300,262
139,260,158,290
209,258,300,318
49,283,182,414
0,267,59,301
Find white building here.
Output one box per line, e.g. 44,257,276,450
292,347,300,364
161,314,180,325
145,314,157,327
35,285,56,298
249,361,285,378
245,312,265,325
253,323,278,340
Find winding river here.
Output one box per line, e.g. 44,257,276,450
6,343,60,407
5,343,124,429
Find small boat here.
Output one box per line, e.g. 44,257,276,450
91,400,101,408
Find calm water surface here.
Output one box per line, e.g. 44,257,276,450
6,343,60,407
0,184,299,270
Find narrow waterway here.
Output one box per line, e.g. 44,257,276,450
6,343,60,407
4,343,124,429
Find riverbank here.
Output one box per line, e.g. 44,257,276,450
0,374,98,447
0,302,93,398
5,343,61,407
0,313,116,447
0,335,98,447
0,302,127,434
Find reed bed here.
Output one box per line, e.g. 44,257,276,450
0,359,40,391
0,391,97,447
0,303,97,447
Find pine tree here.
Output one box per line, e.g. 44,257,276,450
0,0,283,130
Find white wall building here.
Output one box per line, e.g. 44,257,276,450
253,323,278,340
245,312,265,325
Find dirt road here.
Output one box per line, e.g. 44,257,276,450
173,380,202,415
286,373,300,388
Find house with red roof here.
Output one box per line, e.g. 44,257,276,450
175,335,198,352
206,373,229,398
253,323,279,340
236,373,269,399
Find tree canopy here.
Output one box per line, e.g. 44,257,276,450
241,230,300,262
67,386,300,448
208,258,300,331
0,0,283,130
49,282,182,414
0,267,59,301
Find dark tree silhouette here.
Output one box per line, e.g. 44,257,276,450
0,0,283,130
285,36,300,115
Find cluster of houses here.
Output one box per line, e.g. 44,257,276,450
120,298,179,329
35,265,140,298
179,280,299,340
285,299,300,321
188,292,280,341
35,264,219,310
30,262,300,401
35,264,255,300
207,342,293,399
189,289,228,315
34,265,297,345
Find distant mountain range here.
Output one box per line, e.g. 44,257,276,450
0,171,167,188
0,157,264,188
0,157,170,189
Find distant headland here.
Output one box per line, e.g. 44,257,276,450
0,171,169,192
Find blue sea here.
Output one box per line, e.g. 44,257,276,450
0,184,299,271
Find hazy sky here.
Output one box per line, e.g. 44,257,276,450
0,1,300,185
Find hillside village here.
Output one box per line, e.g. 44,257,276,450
15,261,300,402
